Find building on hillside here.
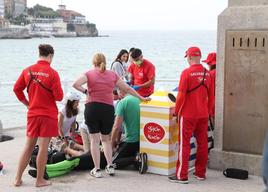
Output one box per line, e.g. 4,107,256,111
0,0,4,17
4,0,14,18
29,17,68,36
57,4,86,25
4,0,26,18
0,16,9,28
13,0,27,17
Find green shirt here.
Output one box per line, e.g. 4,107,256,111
115,95,140,143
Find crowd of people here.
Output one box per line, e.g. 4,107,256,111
13,44,154,187
12,43,225,188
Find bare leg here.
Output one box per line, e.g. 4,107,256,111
14,137,37,187
80,128,90,153
35,137,52,187
73,143,84,151
64,147,83,157
90,133,101,169
101,134,113,165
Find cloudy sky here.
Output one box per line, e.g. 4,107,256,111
28,0,228,31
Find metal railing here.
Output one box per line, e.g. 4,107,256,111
0,79,178,108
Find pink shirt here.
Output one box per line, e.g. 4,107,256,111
85,69,119,106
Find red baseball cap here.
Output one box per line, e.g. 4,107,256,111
184,46,202,58
202,52,216,65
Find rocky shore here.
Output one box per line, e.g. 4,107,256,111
0,28,31,39
0,23,99,39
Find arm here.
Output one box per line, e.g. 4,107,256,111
138,77,155,88
72,74,88,94
128,64,134,85
137,64,155,88
58,112,64,138
208,77,214,114
174,91,186,116
111,116,124,151
51,71,64,101
174,71,188,116
13,70,29,108
116,78,151,102
112,62,125,78
70,121,76,139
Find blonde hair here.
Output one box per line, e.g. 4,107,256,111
92,53,106,72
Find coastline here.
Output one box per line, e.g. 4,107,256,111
0,28,102,39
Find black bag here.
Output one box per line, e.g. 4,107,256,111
223,168,248,180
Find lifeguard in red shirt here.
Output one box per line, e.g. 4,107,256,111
13,44,63,187
202,52,216,120
169,47,214,184
128,48,155,97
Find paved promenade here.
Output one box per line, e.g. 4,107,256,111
0,128,265,192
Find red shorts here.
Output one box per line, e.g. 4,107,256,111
27,116,58,137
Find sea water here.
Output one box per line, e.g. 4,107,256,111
0,30,216,128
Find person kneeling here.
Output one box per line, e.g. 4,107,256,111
111,89,147,174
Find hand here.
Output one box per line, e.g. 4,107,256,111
142,97,151,102
132,85,140,91
172,114,178,123
125,81,131,86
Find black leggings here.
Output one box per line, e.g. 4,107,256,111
84,102,115,135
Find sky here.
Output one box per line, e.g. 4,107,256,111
28,0,228,32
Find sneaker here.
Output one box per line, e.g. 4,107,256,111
143,153,148,172
137,153,146,174
139,153,148,174
194,173,206,181
105,164,115,176
90,168,102,178
168,176,189,184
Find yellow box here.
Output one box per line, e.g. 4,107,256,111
140,90,178,175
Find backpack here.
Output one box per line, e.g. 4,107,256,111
223,168,248,180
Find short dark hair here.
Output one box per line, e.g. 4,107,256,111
129,47,135,53
131,48,142,59
39,44,54,57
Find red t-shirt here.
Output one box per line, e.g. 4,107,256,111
178,64,213,118
86,69,119,106
13,60,63,119
209,69,216,117
128,59,155,97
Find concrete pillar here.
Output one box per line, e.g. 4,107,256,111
209,0,268,175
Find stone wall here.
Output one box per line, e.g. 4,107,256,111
0,28,30,39
209,0,268,176
70,23,98,37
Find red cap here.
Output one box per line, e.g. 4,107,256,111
184,46,202,58
202,52,216,65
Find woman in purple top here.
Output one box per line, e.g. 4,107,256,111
73,53,150,178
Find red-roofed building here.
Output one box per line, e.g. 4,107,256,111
57,4,86,25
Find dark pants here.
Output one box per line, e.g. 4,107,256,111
112,142,139,169
263,132,268,192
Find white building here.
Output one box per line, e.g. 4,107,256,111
57,5,86,25
70,15,86,24
0,0,4,18
14,0,26,17
30,17,67,36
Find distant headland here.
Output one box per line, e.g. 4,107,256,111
0,2,99,39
